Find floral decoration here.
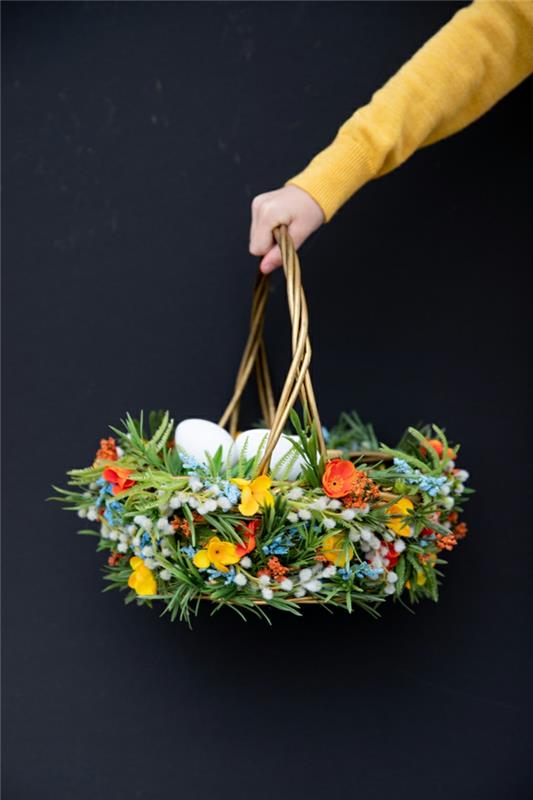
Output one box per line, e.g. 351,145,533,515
53,409,472,625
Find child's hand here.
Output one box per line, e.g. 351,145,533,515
249,185,324,274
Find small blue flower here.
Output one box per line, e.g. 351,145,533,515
355,562,383,580
221,480,241,506
322,426,330,443
393,458,412,475
393,458,447,497
103,499,124,526
140,532,152,547
205,566,235,583
262,531,294,556
180,454,200,471
339,567,353,581
223,566,236,585
96,480,114,505
418,476,447,497
181,545,197,559
203,479,222,497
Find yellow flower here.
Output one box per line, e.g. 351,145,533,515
322,532,353,567
385,497,414,536
406,570,426,589
192,536,240,573
127,556,157,596
232,475,274,516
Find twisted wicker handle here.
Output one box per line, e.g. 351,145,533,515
219,225,327,473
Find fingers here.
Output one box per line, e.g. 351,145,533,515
250,185,325,274
259,220,309,274
249,194,289,257
260,245,282,274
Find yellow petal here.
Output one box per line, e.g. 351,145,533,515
238,486,259,516
193,549,211,569
212,560,229,573
259,490,274,509
130,556,143,570
232,478,250,490
128,572,138,589
251,474,272,493
136,575,157,596
416,571,427,586
207,537,224,563
385,498,414,536
322,533,349,567
218,542,239,565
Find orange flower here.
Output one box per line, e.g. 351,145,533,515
102,465,136,496
322,459,358,498
235,519,260,558
420,438,455,460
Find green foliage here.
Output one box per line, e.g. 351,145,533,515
327,410,379,452
288,409,324,487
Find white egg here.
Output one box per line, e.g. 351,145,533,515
234,429,307,480
273,434,307,481
175,419,236,466
234,428,271,462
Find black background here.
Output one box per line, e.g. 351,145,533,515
3,2,532,799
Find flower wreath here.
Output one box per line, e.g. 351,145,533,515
54,227,471,624
54,409,470,624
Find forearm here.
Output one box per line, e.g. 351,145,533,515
286,0,533,221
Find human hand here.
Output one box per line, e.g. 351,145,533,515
249,185,324,274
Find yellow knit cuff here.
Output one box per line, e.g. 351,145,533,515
285,133,375,222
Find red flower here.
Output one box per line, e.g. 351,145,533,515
322,459,358,498
102,465,136,496
384,542,400,569
235,519,260,557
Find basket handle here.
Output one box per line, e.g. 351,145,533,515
219,225,327,473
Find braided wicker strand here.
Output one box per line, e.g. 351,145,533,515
219,225,327,472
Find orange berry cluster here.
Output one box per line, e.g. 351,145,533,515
267,557,289,582
172,516,191,537
342,471,380,508
435,532,458,551
94,437,118,464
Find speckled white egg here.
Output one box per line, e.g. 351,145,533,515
234,429,307,480
175,419,236,466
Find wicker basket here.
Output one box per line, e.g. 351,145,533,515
56,224,469,620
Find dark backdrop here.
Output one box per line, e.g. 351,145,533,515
3,2,532,799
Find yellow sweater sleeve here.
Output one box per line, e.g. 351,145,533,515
286,0,533,221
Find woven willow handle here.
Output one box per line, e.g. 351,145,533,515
219,225,327,473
